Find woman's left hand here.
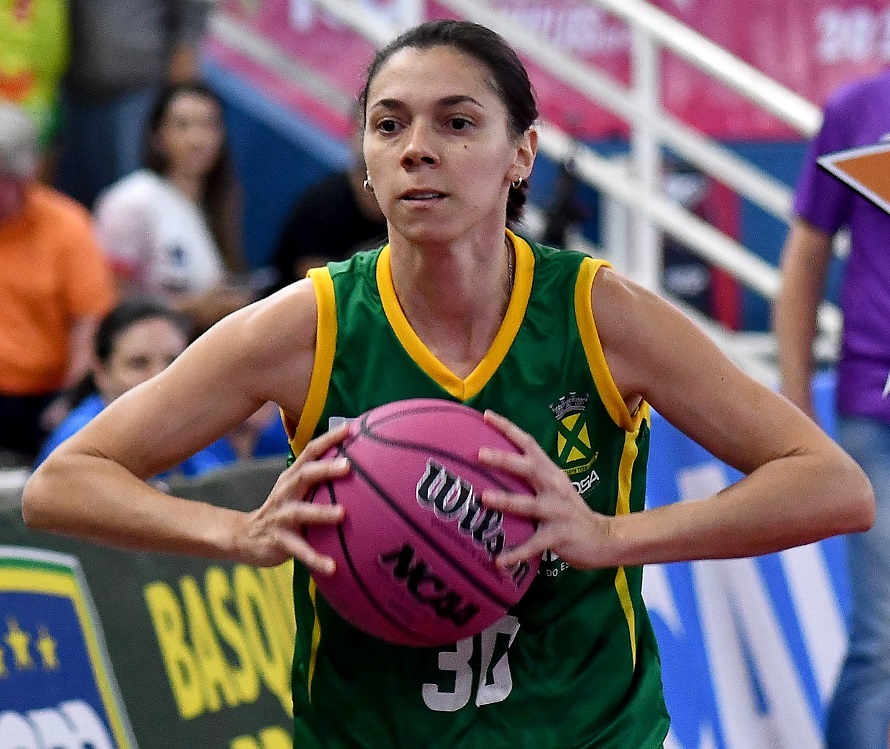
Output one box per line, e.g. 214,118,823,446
478,410,617,571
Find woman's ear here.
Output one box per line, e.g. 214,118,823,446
513,127,538,182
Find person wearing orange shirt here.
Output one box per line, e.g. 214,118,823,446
0,102,116,463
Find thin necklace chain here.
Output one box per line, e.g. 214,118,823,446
506,236,515,296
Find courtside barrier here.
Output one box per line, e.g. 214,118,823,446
647,371,846,749
0,458,294,749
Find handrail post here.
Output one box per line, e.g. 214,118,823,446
629,25,662,293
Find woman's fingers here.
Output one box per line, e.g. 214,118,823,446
497,536,548,570
271,526,339,576
274,423,352,504
276,499,345,526
480,444,614,571
478,445,536,487
291,421,350,468
481,487,538,518
285,454,351,500
483,409,543,451
480,410,554,488
246,424,352,569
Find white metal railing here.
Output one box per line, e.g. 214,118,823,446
210,13,356,114
586,0,822,136
212,0,841,379
429,1,816,284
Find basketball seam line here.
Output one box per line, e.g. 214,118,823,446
359,406,519,493
324,470,435,645
343,430,518,611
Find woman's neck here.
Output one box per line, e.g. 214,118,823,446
388,231,515,377
165,171,203,204
391,231,512,309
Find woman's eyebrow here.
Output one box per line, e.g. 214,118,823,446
369,94,485,111
438,95,484,109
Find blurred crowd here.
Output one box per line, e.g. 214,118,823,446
0,0,386,472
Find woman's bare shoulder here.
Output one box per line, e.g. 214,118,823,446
239,279,319,355
189,278,320,414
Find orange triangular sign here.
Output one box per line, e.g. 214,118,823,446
818,140,890,216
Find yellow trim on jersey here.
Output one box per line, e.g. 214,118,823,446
613,407,649,669
376,229,534,401
614,566,636,668
575,258,643,432
307,578,323,701
290,267,337,453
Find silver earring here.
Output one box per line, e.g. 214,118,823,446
510,176,523,189
363,174,374,193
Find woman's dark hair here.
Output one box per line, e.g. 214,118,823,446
142,81,245,273
358,19,538,225
67,297,192,407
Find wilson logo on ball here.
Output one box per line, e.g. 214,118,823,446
379,543,481,626
416,459,506,552
416,459,532,588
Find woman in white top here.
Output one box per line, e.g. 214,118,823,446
94,82,253,334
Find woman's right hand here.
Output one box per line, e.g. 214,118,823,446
237,423,351,573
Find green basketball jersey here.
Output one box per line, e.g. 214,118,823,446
285,231,670,748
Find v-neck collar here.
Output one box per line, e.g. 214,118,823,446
376,229,535,401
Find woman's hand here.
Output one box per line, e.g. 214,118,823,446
478,410,616,571
237,423,350,574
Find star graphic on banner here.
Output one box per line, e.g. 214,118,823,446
36,627,59,670
5,618,33,669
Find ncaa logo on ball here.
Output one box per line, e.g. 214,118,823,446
378,543,481,627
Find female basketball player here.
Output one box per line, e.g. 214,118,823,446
23,19,873,749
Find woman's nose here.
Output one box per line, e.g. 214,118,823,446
400,124,439,168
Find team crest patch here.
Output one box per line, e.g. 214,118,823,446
549,393,600,496
550,393,596,469
0,546,136,748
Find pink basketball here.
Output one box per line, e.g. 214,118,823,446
306,398,539,647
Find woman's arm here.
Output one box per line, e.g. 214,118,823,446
482,267,873,570
599,267,872,564
22,281,347,573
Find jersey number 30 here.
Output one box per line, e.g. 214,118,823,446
421,615,520,712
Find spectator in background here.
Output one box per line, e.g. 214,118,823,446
55,0,212,209
0,0,69,166
34,297,290,475
0,102,116,464
94,81,254,335
774,69,890,749
269,105,387,291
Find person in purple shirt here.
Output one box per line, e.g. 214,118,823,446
775,70,890,749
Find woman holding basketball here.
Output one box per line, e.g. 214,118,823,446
23,19,873,749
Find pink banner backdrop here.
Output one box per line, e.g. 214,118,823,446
211,0,890,139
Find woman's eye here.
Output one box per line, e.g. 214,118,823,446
449,117,471,131
377,119,399,133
